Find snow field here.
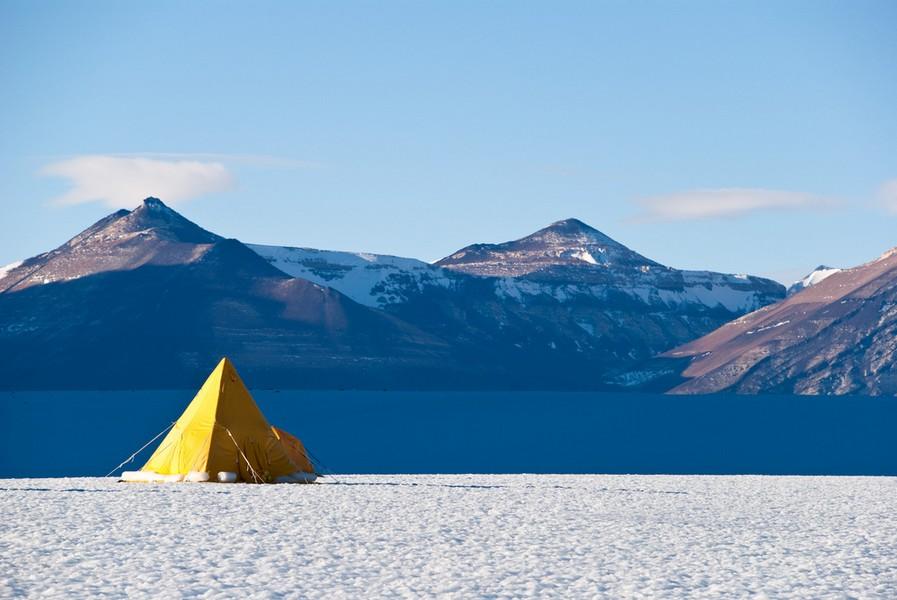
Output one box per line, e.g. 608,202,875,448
248,243,772,314
0,475,894,599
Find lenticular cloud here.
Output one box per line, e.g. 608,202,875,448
42,155,236,208
635,188,832,221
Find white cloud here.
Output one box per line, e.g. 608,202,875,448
877,179,897,214
109,152,322,170
634,188,832,221
41,155,237,208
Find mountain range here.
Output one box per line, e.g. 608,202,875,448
4,196,881,393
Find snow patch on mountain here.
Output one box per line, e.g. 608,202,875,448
0,260,22,283
658,284,763,313
248,244,456,307
677,271,776,312
787,266,841,296
571,250,599,265
494,273,771,313
250,240,777,315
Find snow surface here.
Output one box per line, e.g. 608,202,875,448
1,475,894,599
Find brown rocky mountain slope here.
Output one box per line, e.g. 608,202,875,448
663,247,897,395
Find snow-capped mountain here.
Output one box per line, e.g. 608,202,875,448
437,218,655,279
661,247,897,394
786,265,841,296
437,218,784,314
246,219,785,387
251,219,784,316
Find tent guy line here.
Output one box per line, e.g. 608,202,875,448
104,422,175,478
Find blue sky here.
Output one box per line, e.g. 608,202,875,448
1,1,895,284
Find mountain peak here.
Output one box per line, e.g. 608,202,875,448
0,198,229,293
531,218,620,246
122,198,220,244
546,217,596,232
436,218,659,278
141,196,168,210
132,196,180,220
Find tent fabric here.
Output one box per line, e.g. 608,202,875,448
138,357,315,483
272,426,315,474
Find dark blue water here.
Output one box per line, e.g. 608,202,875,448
1,391,894,477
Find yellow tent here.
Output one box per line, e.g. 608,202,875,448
121,358,316,483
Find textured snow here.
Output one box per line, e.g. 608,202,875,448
248,244,455,307
496,278,761,312
1,475,894,599
659,283,758,313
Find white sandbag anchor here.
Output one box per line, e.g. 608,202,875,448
120,471,184,483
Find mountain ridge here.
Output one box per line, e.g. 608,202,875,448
249,214,786,388
1,198,788,390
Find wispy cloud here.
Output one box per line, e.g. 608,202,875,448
41,155,237,208
634,188,834,221
877,179,897,214
106,152,323,170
